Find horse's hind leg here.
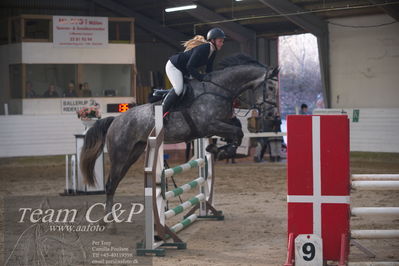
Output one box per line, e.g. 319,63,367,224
105,141,147,216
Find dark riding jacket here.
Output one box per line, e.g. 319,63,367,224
169,43,216,81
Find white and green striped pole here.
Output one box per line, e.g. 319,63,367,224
165,177,205,200
170,214,198,233
165,194,205,219
164,158,205,178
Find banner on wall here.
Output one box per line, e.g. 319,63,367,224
53,16,108,48
61,99,100,114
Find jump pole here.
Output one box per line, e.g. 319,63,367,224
137,105,223,256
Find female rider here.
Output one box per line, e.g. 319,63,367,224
163,27,225,116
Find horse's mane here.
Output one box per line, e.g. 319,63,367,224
218,53,266,69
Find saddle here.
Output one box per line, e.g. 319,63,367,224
149,82,195,111
150,81,200,139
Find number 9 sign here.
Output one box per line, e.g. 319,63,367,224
295,234,323,266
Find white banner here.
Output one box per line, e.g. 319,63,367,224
61,99,100,114
53,16,108,48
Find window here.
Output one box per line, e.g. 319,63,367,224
9,64,23,98
109,21,132,43
24,19,50,40
26,64,77,98
19,64,132,98
82,64,132,97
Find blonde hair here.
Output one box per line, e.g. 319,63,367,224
182,35,208,51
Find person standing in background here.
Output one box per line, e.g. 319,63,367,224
299,103,309,114
268,115,283,162
248,109,265,162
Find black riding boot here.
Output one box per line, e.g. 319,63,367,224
162,88,179,115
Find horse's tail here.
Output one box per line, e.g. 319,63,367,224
80,116,115,186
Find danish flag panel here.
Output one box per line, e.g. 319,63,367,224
287,115,350,260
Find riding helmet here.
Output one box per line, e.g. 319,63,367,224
206,27,226,40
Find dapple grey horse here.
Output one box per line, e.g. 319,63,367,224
80,54,278,213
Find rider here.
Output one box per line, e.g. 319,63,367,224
162,27,226,116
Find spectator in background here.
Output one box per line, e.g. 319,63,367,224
268,115,283,162
43,84,59,98
82,82,92,97
299,103,309,114
248,109,265,163
77,83,83,97
63,82,77,97
25,81,37,98
258,113,274,162
247,109,260,134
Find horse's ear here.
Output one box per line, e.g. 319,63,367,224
268,67,280,80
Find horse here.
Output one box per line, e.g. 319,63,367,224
80,54,278,214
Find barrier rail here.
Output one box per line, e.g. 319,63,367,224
137,105,224,257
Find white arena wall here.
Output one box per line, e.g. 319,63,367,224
328,14,399,108
0,114,86,157
1,108,398,158
313,108,399,153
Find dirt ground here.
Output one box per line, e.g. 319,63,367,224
1,152,398,266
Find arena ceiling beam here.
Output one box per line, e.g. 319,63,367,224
258,0,328,36
167,1,257,57
93,0,187,50
367,0,399,21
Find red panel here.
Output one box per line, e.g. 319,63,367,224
287,203,313,237
287,115,313,196
322,203,350,260
320,116,350,196
286,115,351,263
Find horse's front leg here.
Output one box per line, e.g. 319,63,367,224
207,120,243,146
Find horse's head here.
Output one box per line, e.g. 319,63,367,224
212,54,275,98
251,66,280,117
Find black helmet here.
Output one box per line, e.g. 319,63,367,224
206,28,225,40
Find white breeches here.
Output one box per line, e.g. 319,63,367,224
165,60,184,96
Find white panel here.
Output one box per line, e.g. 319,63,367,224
329,14,399,108
21,43,135,64
0,115,83,157
22,97,135,115
313,108,399,153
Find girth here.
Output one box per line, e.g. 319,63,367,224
181,109,201,140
